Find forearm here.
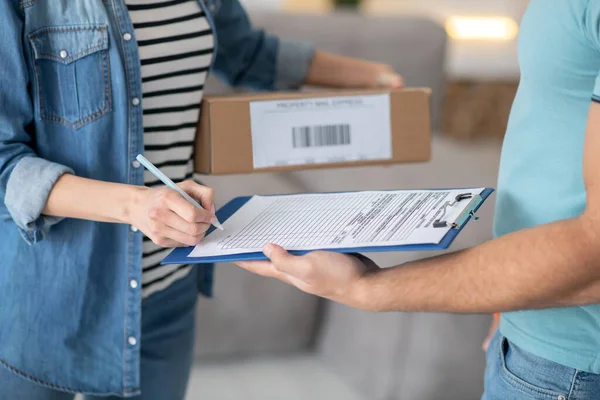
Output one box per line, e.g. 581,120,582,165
361,215,600,313
43,174,144,225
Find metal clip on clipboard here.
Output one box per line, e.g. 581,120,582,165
433,193,482,229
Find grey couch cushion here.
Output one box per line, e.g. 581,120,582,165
194,267,320,358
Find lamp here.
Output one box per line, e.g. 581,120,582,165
445,16,518,41
284,0,333,13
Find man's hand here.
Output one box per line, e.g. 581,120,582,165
236,244,380,310
236,104,600,314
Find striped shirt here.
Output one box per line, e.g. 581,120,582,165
126,0,214,298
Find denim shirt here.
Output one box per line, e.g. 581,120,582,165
0,0,314,396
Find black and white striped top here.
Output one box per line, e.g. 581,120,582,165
126,0,214,298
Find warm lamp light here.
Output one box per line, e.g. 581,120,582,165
284,0,333,13
445,16,518,41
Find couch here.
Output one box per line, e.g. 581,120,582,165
187,12,502,400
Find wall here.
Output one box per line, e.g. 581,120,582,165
240,0,528,18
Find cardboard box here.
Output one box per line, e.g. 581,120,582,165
442,80,518,140
194,88,431,175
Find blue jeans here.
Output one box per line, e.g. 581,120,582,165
483,331,600,400
0,268,198,400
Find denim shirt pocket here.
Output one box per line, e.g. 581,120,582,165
28,25,112,130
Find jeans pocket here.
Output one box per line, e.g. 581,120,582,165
28,25,112,130
499,336,573,399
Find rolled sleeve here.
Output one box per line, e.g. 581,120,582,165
275,38,315,90
5,157,73,244
0,2,73,245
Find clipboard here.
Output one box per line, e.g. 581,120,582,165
162,188,494,265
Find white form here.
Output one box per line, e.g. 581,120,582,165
188,189,485,258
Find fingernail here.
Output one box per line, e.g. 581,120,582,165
387,74,402,88
263,244,273,258
211,204,216,215
393,76,404,88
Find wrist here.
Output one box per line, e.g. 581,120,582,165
353,270,384,312
121,185,147,225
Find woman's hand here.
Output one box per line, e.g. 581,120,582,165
305,51,403,89
129,180,216,248
372,63,405,88
43,175,216,247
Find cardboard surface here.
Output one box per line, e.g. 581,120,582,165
194,88,432,175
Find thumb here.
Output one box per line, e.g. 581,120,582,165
482,337,491,352
264,243,293,265
264,244,308,279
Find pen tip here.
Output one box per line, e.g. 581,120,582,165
212,218,224,231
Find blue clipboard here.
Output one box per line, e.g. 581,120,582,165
162,188,495,265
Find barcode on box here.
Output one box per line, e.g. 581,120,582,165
292,124,351,148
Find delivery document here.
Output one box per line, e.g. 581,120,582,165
188,188,485,258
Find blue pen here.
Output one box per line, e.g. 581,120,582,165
136,154,224,231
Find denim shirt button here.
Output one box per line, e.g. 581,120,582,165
130,225,139,233
132,160,141,169
130,279,139,289
59,50,68,59
128,336,137,346
123,32,132,41
131,97,140,106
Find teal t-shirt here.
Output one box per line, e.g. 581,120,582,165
497,0,600,373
